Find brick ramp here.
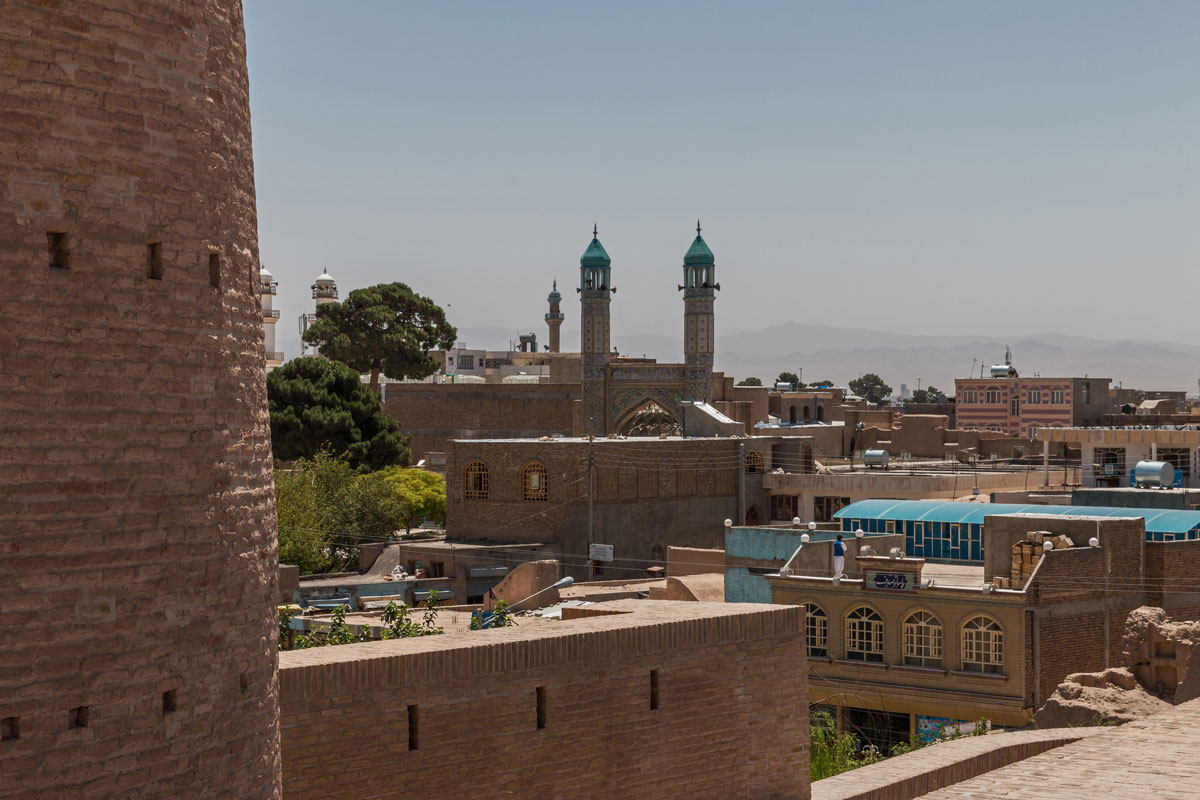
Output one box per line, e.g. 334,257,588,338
920,698,1200,799
813,727,1102,800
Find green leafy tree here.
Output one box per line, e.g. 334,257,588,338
736,376,763,387
382,467,446,532
808,379,835,389
910,385,942,403
776,371,804,388
278,606,296,651
301,281,457,393
849,373,893,405
323,605,359,646
269,357,410,470
273,451,359,574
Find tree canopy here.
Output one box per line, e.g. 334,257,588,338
910,386,942,403
848,373,893,405
736,376,763,387
268,356,410,470
274,453,447,575
301,281,457,391
777,371,804,388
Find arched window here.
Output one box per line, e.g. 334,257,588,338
745,505,760,525
816,406,825,422
789,406,797,424
1028,387,1042,404
463,460,489,500
1050,386,1065,405
986,388,1002,404
650,544,666,562
658,462,676,498
961,616,1004,674
745,451,764,473
619,463,638,500
803,603,828,658
522,462,548,501
803,405,811,421
902,611,943,668
845,607,884,662
1027,423,1040,438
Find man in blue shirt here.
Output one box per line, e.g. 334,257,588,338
833,535,846,578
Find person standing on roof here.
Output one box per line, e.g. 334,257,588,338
833,535,846,578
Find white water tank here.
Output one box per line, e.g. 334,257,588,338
1133,460,1174,487
864,449,889,468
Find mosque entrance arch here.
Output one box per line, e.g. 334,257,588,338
617,399,682,437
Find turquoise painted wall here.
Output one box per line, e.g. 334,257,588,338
724,526,828,604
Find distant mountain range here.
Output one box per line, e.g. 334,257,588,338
455,323,1200,394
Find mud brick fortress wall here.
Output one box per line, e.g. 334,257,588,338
279,601,809,800
0,1,281,797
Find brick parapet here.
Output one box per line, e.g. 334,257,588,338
279,601,809,799
812,727,1102,800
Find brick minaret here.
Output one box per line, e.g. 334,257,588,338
545,279,564,353
0,1,282,796
680,221,719,402
579,225,612,435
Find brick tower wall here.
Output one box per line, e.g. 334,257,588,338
0,2,281,797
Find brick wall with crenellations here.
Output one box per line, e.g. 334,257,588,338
278,601,809,800
0,1,281,796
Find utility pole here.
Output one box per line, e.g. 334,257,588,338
738,442,746,526
587,428,595,579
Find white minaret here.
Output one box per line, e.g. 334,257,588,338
260,265,282,370
300,268,339,356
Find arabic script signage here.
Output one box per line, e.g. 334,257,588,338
867,571,914,591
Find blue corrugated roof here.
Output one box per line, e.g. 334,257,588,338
834,500,1200,535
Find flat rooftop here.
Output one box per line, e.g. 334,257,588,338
921,563,986,588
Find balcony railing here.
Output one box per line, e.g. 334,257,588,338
263,309,281,318
265,351,284,362
260,280,278,294
312,286,338,299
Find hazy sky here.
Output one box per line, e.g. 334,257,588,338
245,1,1199,362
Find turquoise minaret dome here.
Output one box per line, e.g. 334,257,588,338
683,224,715,267
580,225,611,268
579,223,612,292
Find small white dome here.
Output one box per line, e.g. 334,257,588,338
314,270,336,286
259,266,273,279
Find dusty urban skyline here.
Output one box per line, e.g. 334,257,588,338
245,1,1200,376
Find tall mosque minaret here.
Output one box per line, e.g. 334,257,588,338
680,221,718,402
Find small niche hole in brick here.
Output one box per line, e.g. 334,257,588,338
209,253,221,288
239,672,248,694
536,686,547,730
146,242,163,280
68,706,88,730
407,705,419,751
162,690,177,715
650,670,660,710
1,717,18,742
47,232,70,270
